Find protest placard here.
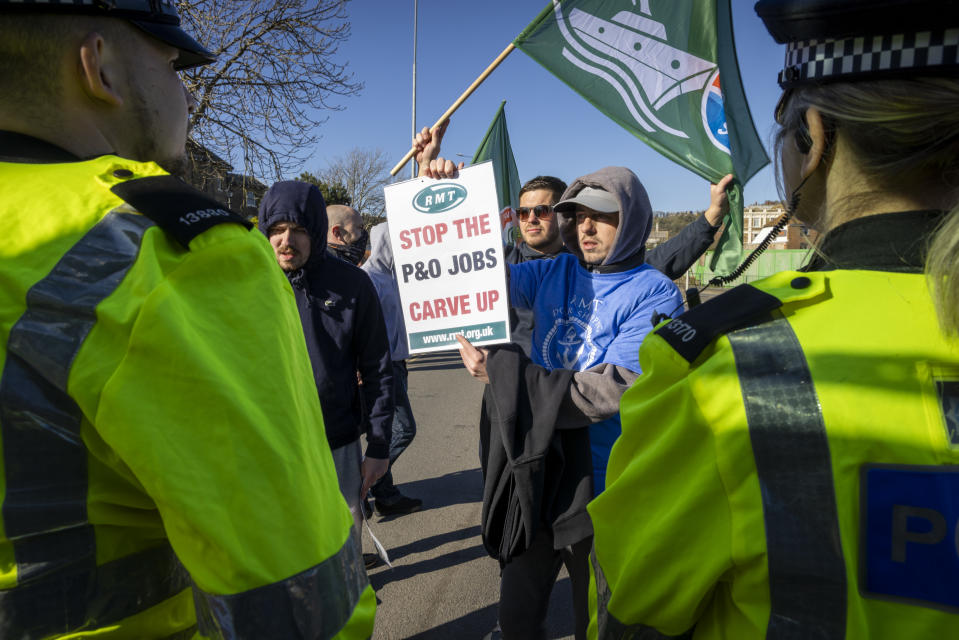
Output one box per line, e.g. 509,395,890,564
384,161,510,354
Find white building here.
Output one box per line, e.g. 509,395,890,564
743,203,787,245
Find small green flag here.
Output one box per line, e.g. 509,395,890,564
514,0,769,274
471,101,522,212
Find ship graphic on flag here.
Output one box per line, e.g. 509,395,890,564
515,0,769,273
557,0,721,141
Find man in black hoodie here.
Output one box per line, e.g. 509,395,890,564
258,181,393,535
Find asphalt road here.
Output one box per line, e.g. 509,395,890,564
364,349,575,640
362,288,732,638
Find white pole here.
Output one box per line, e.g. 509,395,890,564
390,43,516,176
410,0,418,180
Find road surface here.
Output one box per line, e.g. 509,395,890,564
365,349,575,640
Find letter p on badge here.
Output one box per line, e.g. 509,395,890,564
861,464,959,611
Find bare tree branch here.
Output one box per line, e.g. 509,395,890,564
318,148,392,220
177,0,361,182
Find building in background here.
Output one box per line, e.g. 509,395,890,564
743,202,817,250
743,202,785,244
182,141,267,219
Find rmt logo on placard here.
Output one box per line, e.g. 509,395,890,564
412,183,467,214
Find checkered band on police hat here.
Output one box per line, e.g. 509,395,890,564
779,28,959,88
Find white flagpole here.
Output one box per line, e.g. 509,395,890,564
410,0,418,180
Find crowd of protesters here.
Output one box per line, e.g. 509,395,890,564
2,0,958,638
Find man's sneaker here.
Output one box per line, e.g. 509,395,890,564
373,495,423,516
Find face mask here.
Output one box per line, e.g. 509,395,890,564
330,227,368,265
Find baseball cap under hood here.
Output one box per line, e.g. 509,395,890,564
557,166,653,269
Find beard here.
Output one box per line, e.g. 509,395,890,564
156,152,189,178
125,68,190,177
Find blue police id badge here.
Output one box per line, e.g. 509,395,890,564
861,464,959,611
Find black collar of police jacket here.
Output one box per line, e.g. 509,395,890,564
803,209,947,274
0,131,83,164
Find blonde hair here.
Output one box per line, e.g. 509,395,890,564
927,206,959,335
775,78,959,335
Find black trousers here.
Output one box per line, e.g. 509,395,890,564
498,528,592,640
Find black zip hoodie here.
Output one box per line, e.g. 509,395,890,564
258,181,393,458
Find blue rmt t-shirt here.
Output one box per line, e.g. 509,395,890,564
510,254,683,494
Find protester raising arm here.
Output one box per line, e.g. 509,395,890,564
645,173,734,280
414,120,464,179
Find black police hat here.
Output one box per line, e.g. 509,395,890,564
0,0,215,70
755,0,958,88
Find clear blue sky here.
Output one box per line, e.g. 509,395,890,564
303,0,786,212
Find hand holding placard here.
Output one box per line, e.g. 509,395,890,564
384,162,511,354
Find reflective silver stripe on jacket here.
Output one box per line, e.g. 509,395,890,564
193,528,369,639
592,548,692,640
0,211,190,636
727,315,847,640
0,544,192,639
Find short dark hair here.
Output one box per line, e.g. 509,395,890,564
518,176,567,203
0,15,132,109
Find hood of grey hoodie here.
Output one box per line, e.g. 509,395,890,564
557,166,652,269
363,221,394,275
362,221,409,360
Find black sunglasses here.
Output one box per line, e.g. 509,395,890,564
516,204,554,221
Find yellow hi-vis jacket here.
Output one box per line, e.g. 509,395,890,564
0,141,375,638
588,216,959,639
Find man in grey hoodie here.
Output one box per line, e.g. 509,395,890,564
458,166,690,640
361,222,423,517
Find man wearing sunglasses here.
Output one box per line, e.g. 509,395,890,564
508,177,569,261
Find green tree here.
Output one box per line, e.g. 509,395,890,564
655,212,700,237
319,147,390,219
297,172,352,206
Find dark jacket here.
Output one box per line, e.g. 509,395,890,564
480,345,593,564
258,181,393,458
648,214,719,280
503,241,569,265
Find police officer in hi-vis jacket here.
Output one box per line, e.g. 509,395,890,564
0,1,374,637
588,0,959,638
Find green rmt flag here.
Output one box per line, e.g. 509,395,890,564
471,101,522,212
514,0,769,274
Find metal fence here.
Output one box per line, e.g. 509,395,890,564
687,249,814,288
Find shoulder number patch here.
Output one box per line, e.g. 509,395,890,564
655,284,782,364
111,175,252,250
